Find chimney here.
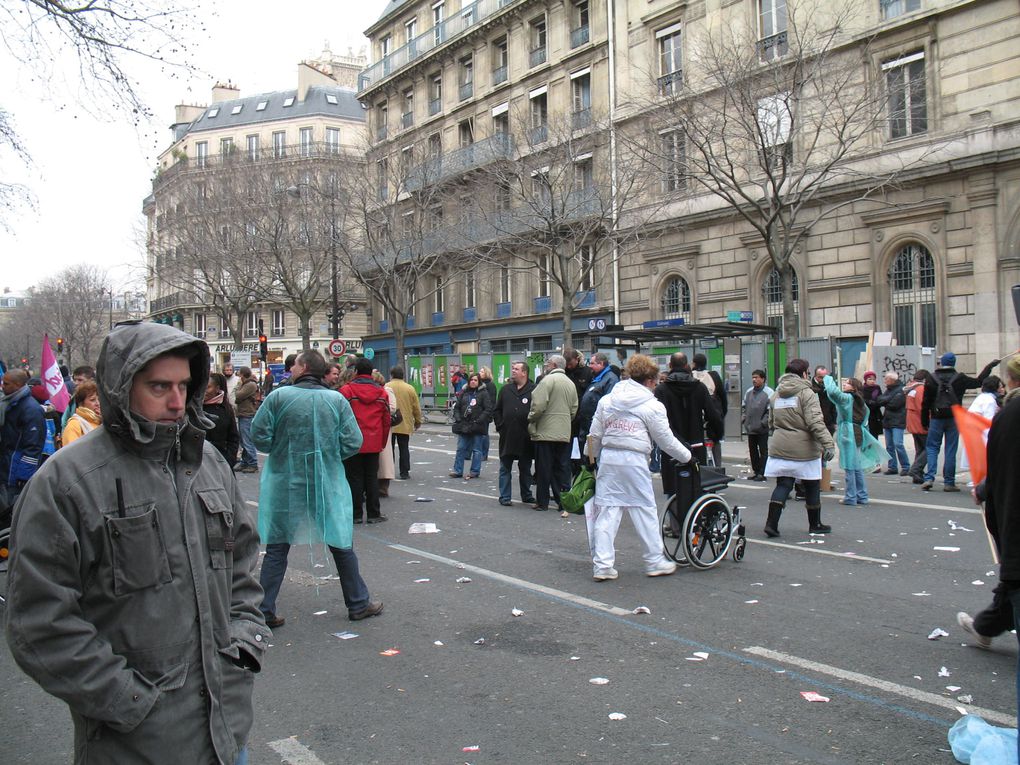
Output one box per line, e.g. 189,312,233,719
174,103,205,124
211,80,240,103
297,61,337,101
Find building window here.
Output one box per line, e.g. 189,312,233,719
458,118,474,148
529,16,547,67
245,311,258,338
530,90,548,144
405,16,418,43
195,182,207,209
299,127,313,157
884,51,927,139
493,110,509,136
661,130,686,192
571,1,590,48
763,267,799,338
434,276,445,313
465,270,476,307
657,24,683,95
376,102,388,142
402,88,415,129
196,141,208,168
429,73,443,115
758,0,788,61
500,265,512,303
380,34,391,62
428,132,443,158
246,134,260,161
271,309,286,336
571,72,592,129
492,36,509,85
538,254,552,297
399,145,414,183
326,127,340,154
573,155,593,191
881,0,920,19
432,1,445,45
889,243,936,346
193,313,207,337
577,244,595,292
757,92,793,171
661,276,691,320
220,137,233,158
272,131,286,158
458,55,473,101
377,158,389,201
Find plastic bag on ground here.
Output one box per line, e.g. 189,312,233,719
948,714,1018,764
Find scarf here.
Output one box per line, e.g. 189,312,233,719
204,391,225,406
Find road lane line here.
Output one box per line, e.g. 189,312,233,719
437,486,498,499
821,495,982,515
748,538,892,564
743,646,1017,728
412,445,457,455
267,738,328,765
387,542,633,616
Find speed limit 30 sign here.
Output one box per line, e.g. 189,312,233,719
328,339,347,357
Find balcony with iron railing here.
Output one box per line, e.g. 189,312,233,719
657,70,683,96
496,302,512,318
492,65,508,85
376,124,388,142
432,311,445,326
359,0,524,94
405,132,514,191
429,97,442,116
533,295,552,313
757,31,788,61
463,306,477,322
528,46,547,68
458,81,473,101
402,111,414,129
571,108,592,131
570,25,590,48
153,142,353,190
529,124,548,144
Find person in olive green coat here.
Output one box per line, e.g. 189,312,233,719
527,355,579,511
386,366,423,480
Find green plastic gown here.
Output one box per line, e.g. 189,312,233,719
251,383,363,550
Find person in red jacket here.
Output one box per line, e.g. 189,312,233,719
340,358,392,524
904,369,930,484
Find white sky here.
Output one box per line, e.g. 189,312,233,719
0,0,386,293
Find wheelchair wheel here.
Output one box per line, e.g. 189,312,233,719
0,527,10,610
659,495,690,567
682,494,733,569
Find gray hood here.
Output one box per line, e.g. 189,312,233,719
95,320,211,445
776,373,812,398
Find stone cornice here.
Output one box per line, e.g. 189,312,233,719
859,199,950,227
699,287,748,304
807,274,871,291
641,243,701,264
947,261,974,277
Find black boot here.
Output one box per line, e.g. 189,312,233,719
764,501,783,538
807,504,831,533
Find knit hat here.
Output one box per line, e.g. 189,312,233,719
940,352,957,368
863,370,876,380
30,383,49,403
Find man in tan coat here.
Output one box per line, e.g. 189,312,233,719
528,354,578,512
386,366,423,480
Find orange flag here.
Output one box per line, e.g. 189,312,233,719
952,404,993,485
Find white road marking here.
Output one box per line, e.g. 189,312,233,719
412,445,457,456
388,543,633,616
821,494,983,515
748,538,892,565
267,737,328,765
246,500,258,508
437,486,498,500
743,646,1017,727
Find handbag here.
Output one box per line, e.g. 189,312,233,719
390,407,404,426
560,465,596,514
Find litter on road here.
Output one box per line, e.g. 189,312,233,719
608,713,627,721
332,632,358,640
632,606,651,615
474,638,486,645
928,628,950,640
801,691,830,702
589,677,609,685
409,522,440,534
511,608,524,617
414,497,435,502
934,546,961,552
414,578,431,583
462,745,480,753
456,577,472,583
380,648,401,656
939,666,952,677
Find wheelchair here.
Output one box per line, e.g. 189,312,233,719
660,460,746,569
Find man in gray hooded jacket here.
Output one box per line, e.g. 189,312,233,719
5,320,269,765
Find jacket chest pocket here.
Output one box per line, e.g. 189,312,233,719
197,489,235,570
104,504,173,596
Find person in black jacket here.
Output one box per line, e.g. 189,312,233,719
921,352,999,491
493,361,536,506
577,353,619,445
653,352,723,494
811,365,837,435
691,353,727,466
478,366,498,461
876,371,909,475
449,373,492,479
564,348,593,475
204,372,240,468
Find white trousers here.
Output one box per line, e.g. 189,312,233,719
589,503,670,574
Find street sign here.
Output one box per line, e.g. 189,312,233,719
727,310,754,322
700,337,719,349
229,351,251,369
328,339,347,357
364,347,375,360
642,318,685,329
587,318,608,331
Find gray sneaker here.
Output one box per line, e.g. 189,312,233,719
646,561,678,577
593,568,618,581
957,611,992,649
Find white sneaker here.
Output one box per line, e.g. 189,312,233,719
957,611,993,649
593,568,618,581
646,561,678,577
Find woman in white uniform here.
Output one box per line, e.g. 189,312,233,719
588,354,692,581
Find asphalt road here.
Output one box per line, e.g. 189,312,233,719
2,424,1014,764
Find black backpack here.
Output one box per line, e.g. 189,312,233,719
931,373,960,418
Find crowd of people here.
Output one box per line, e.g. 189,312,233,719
3,324,1019,763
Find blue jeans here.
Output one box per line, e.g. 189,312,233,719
259,543,370,618
498,454,534,502
843,469,868,504
481,433,490,460
237,416,257,467
453,434,482,476
884,427,910,471
235,748,249,765
924,417,959,485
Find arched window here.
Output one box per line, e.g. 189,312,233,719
661,276,691,321
889,243,936,347
762,267,799,338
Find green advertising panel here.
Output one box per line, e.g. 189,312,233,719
406,356,423,395
527,352,545,381
492,354,511,389
460,354,478,377
434,355,448,406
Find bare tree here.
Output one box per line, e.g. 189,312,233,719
0,107,33,232
458,108,657,348
335,137,455,362
629,0,936,355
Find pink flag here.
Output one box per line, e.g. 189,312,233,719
41,334,71,413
